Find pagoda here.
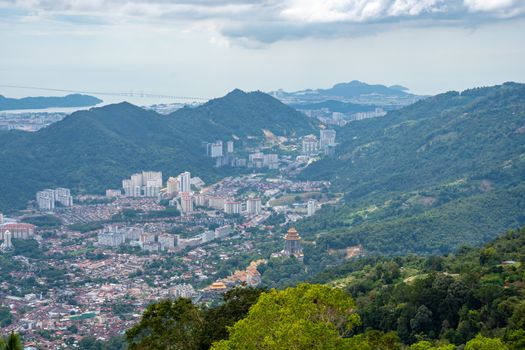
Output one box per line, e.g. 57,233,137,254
283,227,304,261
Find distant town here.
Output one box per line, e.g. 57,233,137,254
0,128,345,348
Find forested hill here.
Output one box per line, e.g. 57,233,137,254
307,226,525,349
170,89,317,139
297,82,525,255
0,94,102,111
0,90,315,212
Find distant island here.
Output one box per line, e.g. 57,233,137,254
269,80,424,107
0,94,102,111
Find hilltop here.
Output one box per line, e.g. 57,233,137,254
0,90,316,211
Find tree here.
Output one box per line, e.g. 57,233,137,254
211,284,361,350
126,298,204,350
344,330,402,350
464,335,508,350
410,305,433,334
200,287,265,349
78,337,101,350
410,341,455,350
1,332,23,350
0,307,12,327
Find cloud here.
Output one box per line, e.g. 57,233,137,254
1,0,524,45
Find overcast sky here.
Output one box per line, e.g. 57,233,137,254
1,0,524,103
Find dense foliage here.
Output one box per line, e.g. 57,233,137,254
211,284,360,349
311,227,525,348
0,332,23,350
299,82,525,254
125,287,265,350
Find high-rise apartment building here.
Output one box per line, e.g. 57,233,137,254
180,192,194,215
37,188,72,210
302,136,318,155
210,141,223,158
227,140,234,153
0,230,13,250
122,171,162,197
246,197,262,215
54,188,73,206
320,129,336,148
307,199,317,217
167,177,180,196
179,172,191,193
224,200,242,214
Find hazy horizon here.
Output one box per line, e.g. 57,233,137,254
1,0,525,104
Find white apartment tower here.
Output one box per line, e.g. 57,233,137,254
54,188,73,206
320,129,336,148
180,192,194,215
36,189,56,210
179,172,191,193
227,140,234,153
167,177,180,196
0,230,13,250
224,201,242,215
307,199,317,217
246,197,262,215
302,136,319,155
210,141,223,158
122,171,162,197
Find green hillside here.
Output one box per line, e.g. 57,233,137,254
169,89,317,139
308,226,525,348
299,82,525,254
0,90,316,212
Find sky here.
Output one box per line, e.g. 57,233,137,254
1,0,525,103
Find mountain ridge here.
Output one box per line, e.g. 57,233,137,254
0,89,315,212
297,82,525,255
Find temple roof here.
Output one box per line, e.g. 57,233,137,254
284,227,301,241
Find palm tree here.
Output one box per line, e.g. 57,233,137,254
2,332,22,350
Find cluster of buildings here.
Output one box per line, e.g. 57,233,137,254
189,194,262,216
300,108,386,126
0,111,66,132
122,171,163,197
0,221,36,250
247,152,279,169
97,226,177,252
97,224,234,252
202,259,265,298
204,139,280,169
36,188,73,210
301,129,337,156
205,140,234,158
163,172,263,217
178,225,233,250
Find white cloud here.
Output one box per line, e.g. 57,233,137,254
0,0,524,45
